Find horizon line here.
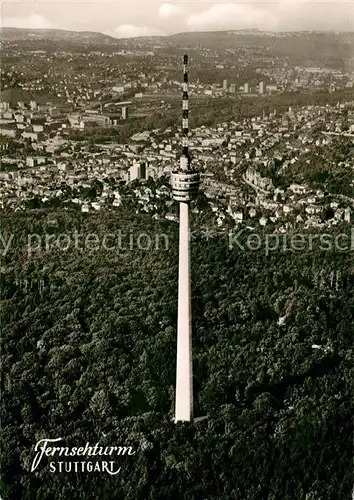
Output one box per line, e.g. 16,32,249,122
1,26,354,40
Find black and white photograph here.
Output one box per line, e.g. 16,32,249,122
0,1,353,498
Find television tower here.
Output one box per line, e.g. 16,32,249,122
171,55,200,423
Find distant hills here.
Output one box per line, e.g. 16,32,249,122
2,27,353,44
1,27,353,68
170,30,354,68
167,29,354,45
0,27,117,44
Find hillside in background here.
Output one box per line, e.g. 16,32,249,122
1,27,353,68
166,31,354,69
0,27,117,44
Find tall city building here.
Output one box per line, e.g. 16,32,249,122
259,81,265,94
126,161,147,182
128,163,140,182
121,106,128,120
229,83,236,93
223,79,228,90
171,54,200,423
244,82,249,94
344,207,351,223
139,162,147,180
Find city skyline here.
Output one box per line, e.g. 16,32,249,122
1,1,354,37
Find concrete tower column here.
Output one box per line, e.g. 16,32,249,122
175,199,193,422
171,54,200,423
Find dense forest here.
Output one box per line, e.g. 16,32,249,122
1,199,353,499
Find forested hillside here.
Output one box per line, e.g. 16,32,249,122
1,206,353,499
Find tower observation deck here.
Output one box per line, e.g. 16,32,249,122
171,170,200,202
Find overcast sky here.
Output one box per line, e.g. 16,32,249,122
1,1,354,37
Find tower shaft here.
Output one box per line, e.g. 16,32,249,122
175,201,193,422
171,54,199,423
